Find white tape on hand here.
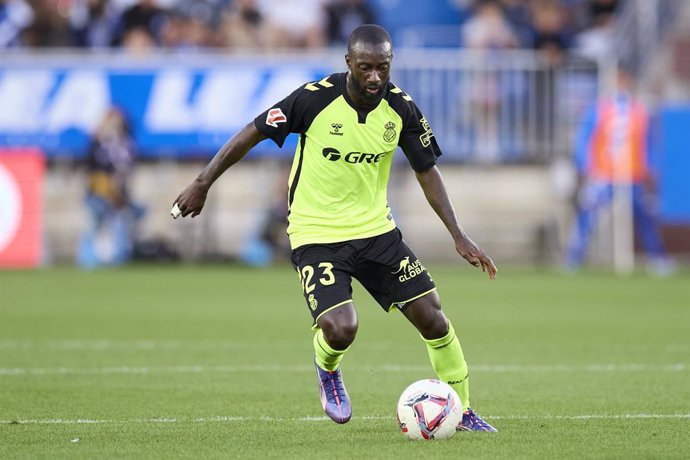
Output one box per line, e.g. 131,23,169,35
171,203,182,219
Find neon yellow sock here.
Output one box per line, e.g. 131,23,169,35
423,321,470,411
313,329,348,371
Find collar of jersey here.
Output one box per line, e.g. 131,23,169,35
342,72,386,124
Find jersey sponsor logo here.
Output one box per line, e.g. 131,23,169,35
266,108,287,128
383,121,396,143
321,147,392,164
322,147,341,161
392,257,427,283
330,123,344,136
419,117,434,147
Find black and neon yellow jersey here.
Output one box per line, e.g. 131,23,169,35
254,72,442,249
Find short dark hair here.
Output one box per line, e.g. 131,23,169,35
347,24,392,55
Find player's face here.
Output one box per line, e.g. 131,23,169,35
346,42,392,106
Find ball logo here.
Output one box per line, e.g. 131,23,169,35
0,163,22,253
322,147,341,161
265,108,287,128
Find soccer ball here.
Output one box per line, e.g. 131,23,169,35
396,379,462,440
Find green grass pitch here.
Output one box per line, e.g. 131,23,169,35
1,265,689,459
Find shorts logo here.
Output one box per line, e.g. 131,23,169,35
383,121,396,143
308,293,318,311
392,256,426,283
266,108,287,128
391,256,411,274
330,123,344,136
419,117,434,147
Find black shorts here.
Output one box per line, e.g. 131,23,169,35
290,228,437,325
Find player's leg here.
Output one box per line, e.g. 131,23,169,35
353,228,495,431
314,301,358,370
404,293,497,432
402,293,469,410
312,303,356,424
291,243,356,423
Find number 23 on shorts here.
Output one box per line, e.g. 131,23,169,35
299,262,336,294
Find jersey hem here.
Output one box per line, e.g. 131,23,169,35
290,223,397,250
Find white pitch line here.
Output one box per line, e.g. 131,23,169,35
2,340,688,353
0,340,256,351
2,414,689,425
0,363,686,377
382,363,689,373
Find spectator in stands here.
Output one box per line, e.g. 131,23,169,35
0,0,34,47
257,0,327,49
218,0,278,50
573,0,619,62
499,0,533,48
70,0,120,48
530,0,572,149
530,0,572,61
19,0,73,47
77,107,146,268
462,0,518,162
112,0,167,46
324,0,376,47
463,0,518,49
564,68,674,275
121,26,156,54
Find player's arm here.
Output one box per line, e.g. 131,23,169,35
415,165,498,279
173,122,266,218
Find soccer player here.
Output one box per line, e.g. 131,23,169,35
173,24,498,431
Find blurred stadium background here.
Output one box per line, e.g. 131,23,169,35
2,2,690,457
1,0,689,272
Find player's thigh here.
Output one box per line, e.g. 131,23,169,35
291,243,355,326
355,229,437,312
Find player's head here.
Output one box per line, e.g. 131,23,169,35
346,24,393,106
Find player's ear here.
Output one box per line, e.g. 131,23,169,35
345,53,351,67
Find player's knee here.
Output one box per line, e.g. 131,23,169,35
417,310,448,340
406,294,448,339
321,320,358,350
318,309,358,350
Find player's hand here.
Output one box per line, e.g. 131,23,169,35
455,235,498,280
172,181,208,219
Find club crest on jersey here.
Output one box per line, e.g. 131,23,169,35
383,121,396,143
330,123,344,136
419,117,434,147
266,108,287,128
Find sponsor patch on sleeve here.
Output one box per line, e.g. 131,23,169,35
419,117,434,147
266,108,287,128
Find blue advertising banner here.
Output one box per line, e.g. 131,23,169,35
0,56,332,159
659,106,690,223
